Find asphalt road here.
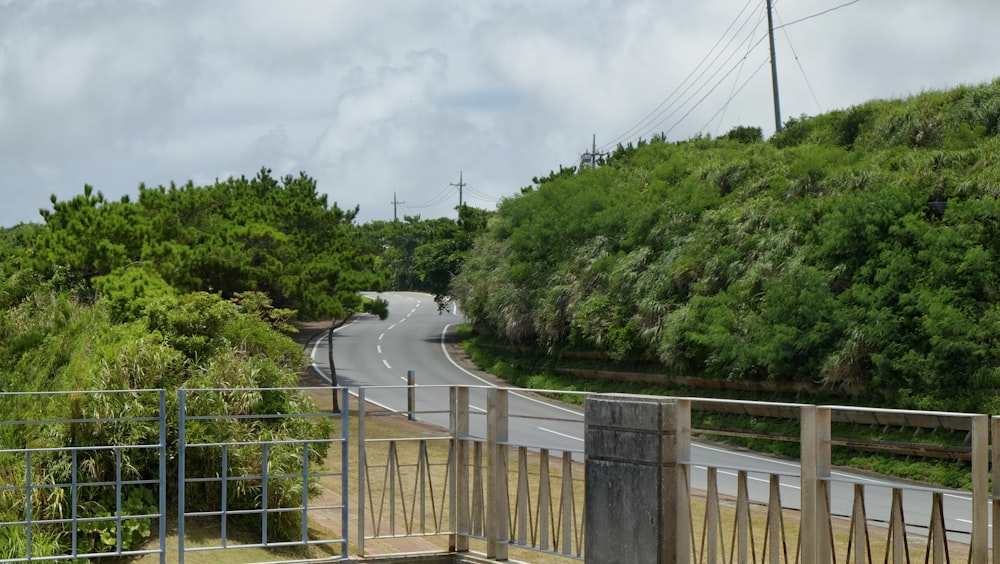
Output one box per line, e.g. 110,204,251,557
307,291,984,545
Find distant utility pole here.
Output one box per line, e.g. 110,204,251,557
391,192,405,221
580,134,609,168
450,171,466,210
766,0,782,132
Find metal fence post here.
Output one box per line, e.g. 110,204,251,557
340,386,350,557
177,389,187,564
358,387,367,557
407,371,416,421
486,388,509,560
158,390,167,564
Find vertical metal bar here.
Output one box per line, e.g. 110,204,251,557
221,446,228,548
388,442,397,535
358,387,366,556
177,389,187,564
407,370,415,421
340,386,349,556
158,390,167,564
72,449,79,557
116,448,123,552
419,441,428,533
261,442,270,545
970,414,988,564
25,450,32,560
301,442,310,543
472,442,484,536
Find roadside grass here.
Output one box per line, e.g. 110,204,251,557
459,329,976,491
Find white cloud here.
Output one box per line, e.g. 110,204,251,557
0,0,999,227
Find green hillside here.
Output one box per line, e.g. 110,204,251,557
452,79,1000,412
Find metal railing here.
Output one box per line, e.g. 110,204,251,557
0,390,168,563
0,385,996,563
176,386,350,563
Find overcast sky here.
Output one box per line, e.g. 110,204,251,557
1,0,998,228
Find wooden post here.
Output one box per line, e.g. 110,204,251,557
450,386,470,552
486,388,509,560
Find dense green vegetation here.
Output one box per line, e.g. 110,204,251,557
453,79,1000,414
0,164,491,557
361,205,491,308
0,169,397,557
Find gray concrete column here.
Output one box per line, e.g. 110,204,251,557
585,395,687,564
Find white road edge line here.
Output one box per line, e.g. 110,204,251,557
382,359,392,370
539,427,583,441
439,323,584,419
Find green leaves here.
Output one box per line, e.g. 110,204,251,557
453,79,1000,410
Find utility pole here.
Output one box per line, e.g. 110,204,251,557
450,171,466,210
580,134,608,168
766,0,782,132
391,192,404,221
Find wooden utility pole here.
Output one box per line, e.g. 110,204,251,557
766,0,782,132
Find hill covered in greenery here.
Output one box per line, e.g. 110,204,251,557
452,79,1000,413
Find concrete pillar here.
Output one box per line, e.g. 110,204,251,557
585,395,688,564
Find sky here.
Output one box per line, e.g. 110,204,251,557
1,0,998,228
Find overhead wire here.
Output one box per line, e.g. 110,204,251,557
405,184,453,209
713,2,770,135
643,5,770,139
601,0,864,150
598,0,759,153
773,0,862,31
774,5,823,114
700,57,772,133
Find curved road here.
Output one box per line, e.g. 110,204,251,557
307,291,983,544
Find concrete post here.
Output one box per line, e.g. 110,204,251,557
585,395,688,563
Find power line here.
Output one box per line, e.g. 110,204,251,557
774,5,824,114
774,0,862,31
406,184,453,209
601,0,864,150
599,0,759,152
702,57,771,133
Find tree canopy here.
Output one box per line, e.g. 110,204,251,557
32,168,383,321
